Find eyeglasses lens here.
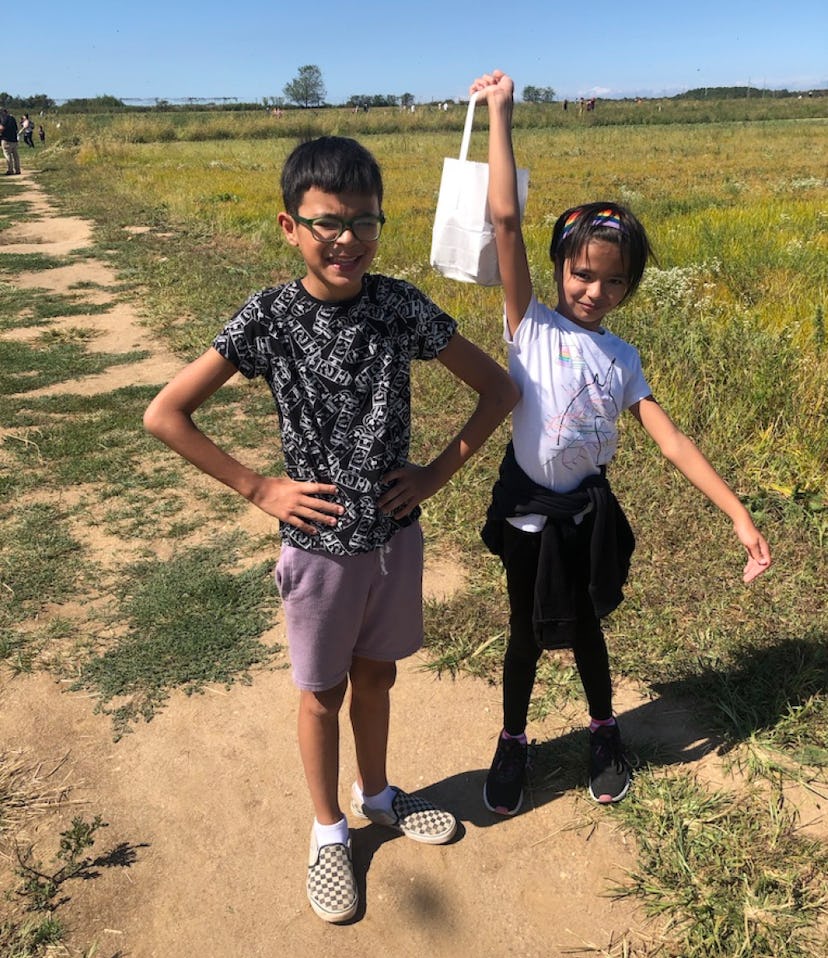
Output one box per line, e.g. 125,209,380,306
308,217,382,242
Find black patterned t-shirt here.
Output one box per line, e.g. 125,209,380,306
212,275,457,555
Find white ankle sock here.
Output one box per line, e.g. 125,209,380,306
313,816,349,847
355,782,395,813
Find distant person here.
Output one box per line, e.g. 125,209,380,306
0,109,21,175
470,69,771,815
38,125,45,144
20,114,35,148
143,135,518,922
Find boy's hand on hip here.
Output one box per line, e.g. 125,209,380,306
251,475,343,535
378,463,442,518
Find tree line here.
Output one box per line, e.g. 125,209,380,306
2,67,821,115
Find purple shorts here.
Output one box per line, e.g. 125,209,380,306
274,521,424,691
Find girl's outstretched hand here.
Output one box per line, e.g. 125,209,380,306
735,518,772,582
742,556,769,583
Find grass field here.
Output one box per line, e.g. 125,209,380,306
2,101,827,955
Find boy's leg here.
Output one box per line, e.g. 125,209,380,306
348,658,455,845
297,679,348,824
349,655,395,797
298,679,359,924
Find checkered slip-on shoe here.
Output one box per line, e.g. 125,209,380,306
350,783,456,844
306,829,358,923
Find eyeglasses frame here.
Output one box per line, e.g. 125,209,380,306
292,211,386,243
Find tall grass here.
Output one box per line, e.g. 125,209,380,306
42,95,828,147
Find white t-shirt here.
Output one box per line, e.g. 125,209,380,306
506,296,651,529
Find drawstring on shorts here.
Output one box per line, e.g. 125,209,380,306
379,541,391,576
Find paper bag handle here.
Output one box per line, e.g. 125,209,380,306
458,92,479,162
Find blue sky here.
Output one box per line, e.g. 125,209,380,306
6,1,827,103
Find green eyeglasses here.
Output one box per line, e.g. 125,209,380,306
293,212,386,243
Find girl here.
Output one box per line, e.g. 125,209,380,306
471,70,771,813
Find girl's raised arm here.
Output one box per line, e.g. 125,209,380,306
471,71,533,336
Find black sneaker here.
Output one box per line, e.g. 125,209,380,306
588,723,631,804
483,733,528,815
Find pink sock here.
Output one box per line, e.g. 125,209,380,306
502,729,527,744
589,716,616,732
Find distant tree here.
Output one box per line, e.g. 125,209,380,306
21,93,55,112
675,85,789,100
59,95,126,113
400,93,415,108
522,85,556,103
0,92,55,111
346,94,399,108
284,65,326,108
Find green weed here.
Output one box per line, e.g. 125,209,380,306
0,503,85,641
613,771,828,957
75,541,279,737
0,253,64,272
15,815,108,912
0,339,147,395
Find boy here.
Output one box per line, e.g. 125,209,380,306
144,136,519,922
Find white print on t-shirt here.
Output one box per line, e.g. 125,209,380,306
507,297,650,495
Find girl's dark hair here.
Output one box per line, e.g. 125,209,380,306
281,136,383,214
549,201,655,300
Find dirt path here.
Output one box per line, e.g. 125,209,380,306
0,172,693,957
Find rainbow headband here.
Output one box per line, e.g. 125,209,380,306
560,208,625,243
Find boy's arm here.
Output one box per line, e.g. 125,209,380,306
630,396,772,582
470,70,533,336
143,348,343,536
377,333,519,517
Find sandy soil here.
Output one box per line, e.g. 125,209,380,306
0,171,718,958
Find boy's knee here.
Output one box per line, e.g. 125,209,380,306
350,657,397,694
300,679,348,718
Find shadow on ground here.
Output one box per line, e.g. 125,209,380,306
424,633,828,828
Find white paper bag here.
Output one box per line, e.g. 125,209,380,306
430,93,528,286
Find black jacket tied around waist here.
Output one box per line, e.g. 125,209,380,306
481,442,635,649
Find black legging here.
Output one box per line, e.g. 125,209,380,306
500,519,613,734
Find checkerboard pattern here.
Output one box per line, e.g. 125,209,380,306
306,838,358,923
351,785,456,844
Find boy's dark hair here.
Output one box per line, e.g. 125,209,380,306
549,201,655,300
281,136,383,215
